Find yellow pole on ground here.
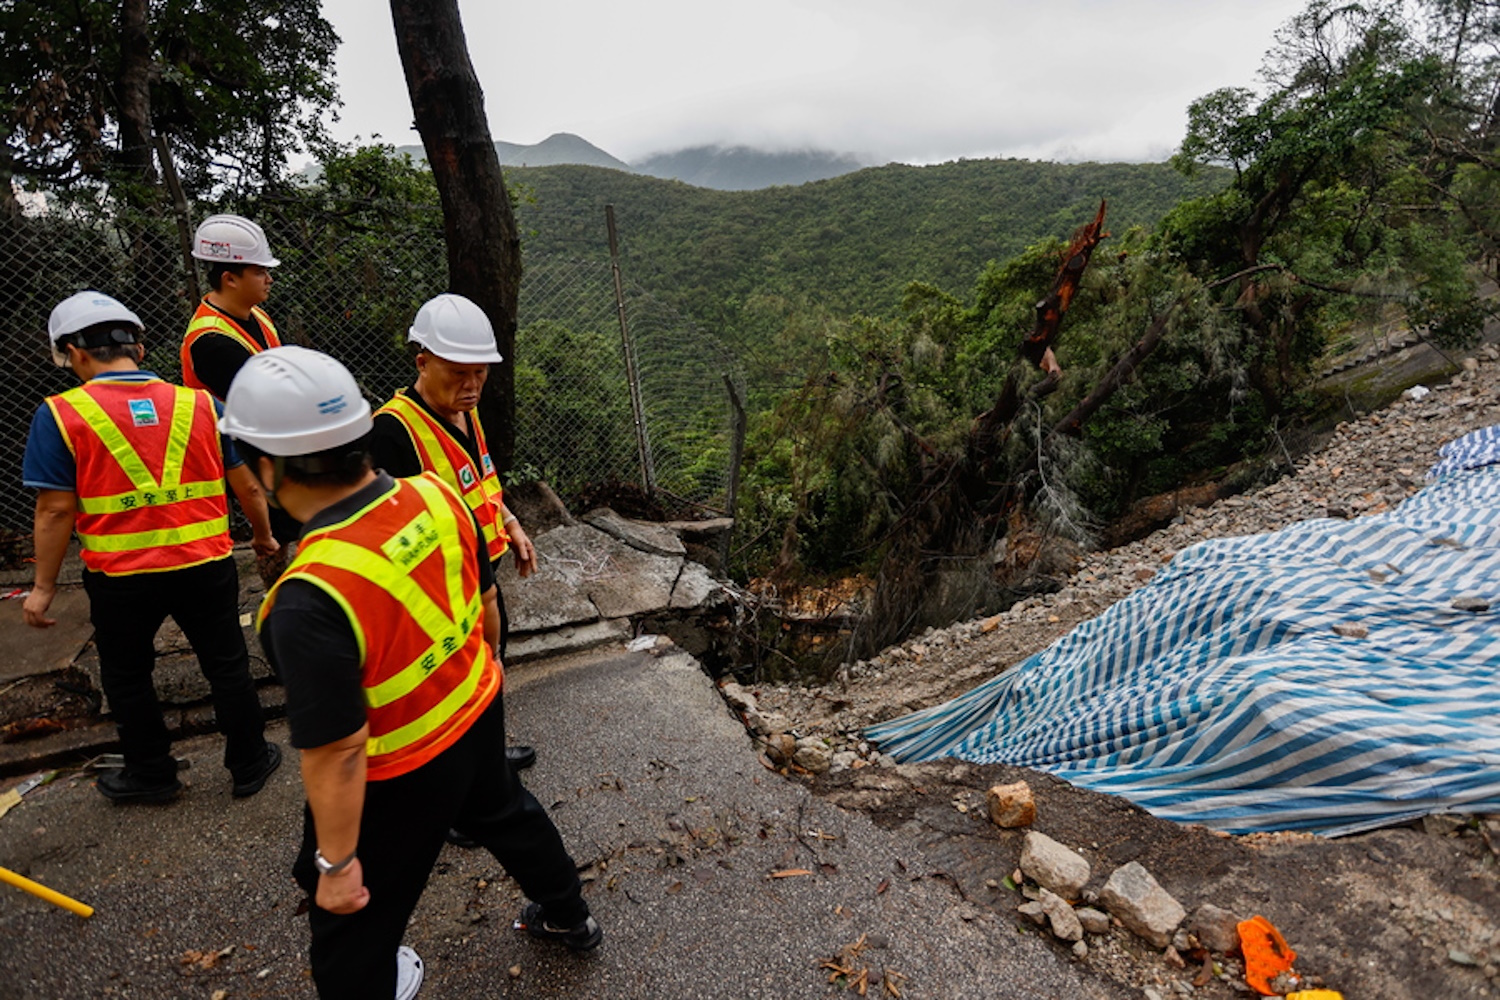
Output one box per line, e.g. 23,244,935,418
0,865,94,918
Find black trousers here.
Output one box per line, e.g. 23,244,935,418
291,695,588,999
84,555,267,782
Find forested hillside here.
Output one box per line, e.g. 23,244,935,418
504,2,1500,673
509,158,1229,329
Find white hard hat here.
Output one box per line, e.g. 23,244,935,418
47,291,143,366
191,213,280,267
408,293,503,364
219,346,372,456
49,290,143,342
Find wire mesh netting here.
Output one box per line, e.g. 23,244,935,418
0,191,742,539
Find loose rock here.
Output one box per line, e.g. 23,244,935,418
1019,831,1091,899
1017,900,1048,927
1099,861,1186,948
1189,903,1242,955
762,733,796,765
986,780,1036,829
792,737,832,773
1038,887,1084,942
1076,907,1112,936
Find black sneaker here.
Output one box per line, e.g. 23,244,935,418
231,743,283,798
517,902,603,951
97,769,182,804
506,745,537,770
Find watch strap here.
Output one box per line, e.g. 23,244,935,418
314,847,357,875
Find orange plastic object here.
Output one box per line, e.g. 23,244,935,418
1286,992,1344,1000
1238,915,1297,995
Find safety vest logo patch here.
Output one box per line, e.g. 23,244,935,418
128,399,159,427
458,465,476,489
380,510,441,571
481,454,494,475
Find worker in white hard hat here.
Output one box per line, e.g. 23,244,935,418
21,291,282,804
223,346,600,1000
181,212,297,587
368,293,538,780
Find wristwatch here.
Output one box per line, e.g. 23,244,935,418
314,847,357,876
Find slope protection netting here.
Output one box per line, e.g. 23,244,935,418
868,430,1500,836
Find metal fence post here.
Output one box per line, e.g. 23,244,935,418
151,134,201,305
606,204,655,497
722,373,747,564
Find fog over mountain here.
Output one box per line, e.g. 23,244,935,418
396,132,871,191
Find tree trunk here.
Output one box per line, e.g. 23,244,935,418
388,0,520,471
116,0,158,197
116,0,179,335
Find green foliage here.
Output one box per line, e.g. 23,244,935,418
509,158,1229,345
212,145,448,403
512,319,636,493
1,0,338,196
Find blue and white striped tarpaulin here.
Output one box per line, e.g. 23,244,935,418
1427,424,1500,481
866,462,1500,836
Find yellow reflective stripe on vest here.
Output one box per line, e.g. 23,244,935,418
75,478,226,514
381,395,506,556
76,515,229,552
187,316,259,355
61,385,196,491
291,535,482,709
364,645,488,759
187,307,278,355
281,474,482,713
406,474,473,616
382,396,457,480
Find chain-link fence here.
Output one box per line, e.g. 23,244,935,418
0,190,742,540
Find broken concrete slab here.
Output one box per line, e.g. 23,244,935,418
500,570,601,633
498,522,651,632
517,523,684,622
505,618,632,664
581,508,687,558
670,560,720,609
0,588,93,683
585,547,682,618
663,517,734,542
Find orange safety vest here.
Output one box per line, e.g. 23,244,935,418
259,473,500,781
46,378,231,576
375,389,510,562
180,300,282,396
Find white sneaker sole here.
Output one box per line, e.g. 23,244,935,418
395,945,424,1000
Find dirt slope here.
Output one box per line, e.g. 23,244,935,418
750,351,1500,998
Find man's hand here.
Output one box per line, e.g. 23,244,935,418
508,521,537,578
28,490,76,629
251,531,281,560
23,582,56,628
316,857,370,914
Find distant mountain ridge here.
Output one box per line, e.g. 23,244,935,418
395,132,868,191
633,146,869,191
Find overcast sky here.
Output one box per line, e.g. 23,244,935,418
317,0,1310,166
